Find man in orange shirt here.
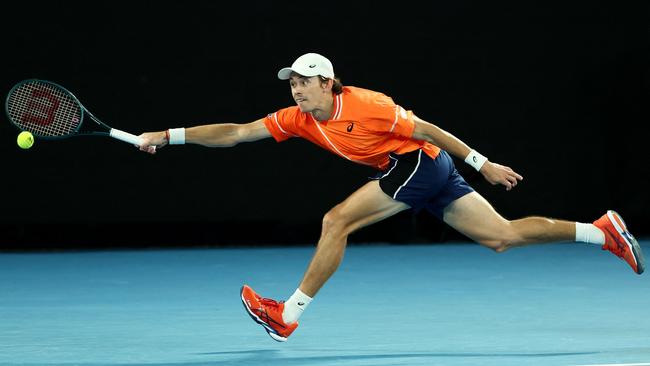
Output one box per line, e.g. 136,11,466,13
138,52,644,342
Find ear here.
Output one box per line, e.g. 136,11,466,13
321,78,334,92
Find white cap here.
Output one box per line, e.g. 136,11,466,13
277,53,334,80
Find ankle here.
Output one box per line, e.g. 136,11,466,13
282,288,313,324
576,222,605,245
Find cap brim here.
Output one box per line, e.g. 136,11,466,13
278,67,324,80
277,67,294,80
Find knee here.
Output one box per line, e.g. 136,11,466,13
477,238,511,253
492,240,513,253
477,224,520,253
322,207,352,238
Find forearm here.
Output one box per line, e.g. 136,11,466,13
184,123,242,147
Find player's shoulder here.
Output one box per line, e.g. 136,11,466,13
343,86,395,107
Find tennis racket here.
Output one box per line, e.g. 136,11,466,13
5,79,150,148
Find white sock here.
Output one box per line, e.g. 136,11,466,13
282,288,312,324
575,222,605,245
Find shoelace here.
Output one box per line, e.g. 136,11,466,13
256,298,286,328
259,298,283,309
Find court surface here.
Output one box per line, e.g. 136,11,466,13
1,241,649,366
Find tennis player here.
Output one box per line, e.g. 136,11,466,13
137,52,645,342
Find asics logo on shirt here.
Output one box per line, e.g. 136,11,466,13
347,123,354,132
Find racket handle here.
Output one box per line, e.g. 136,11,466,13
109,128,143,145
109,128,156,152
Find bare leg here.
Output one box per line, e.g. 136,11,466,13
443,192,575,252
299,180,409,297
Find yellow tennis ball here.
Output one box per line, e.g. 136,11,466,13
17,131,35,149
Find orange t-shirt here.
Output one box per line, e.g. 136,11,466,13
263,86,440,171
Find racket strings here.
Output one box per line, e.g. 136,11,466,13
7,81,81,137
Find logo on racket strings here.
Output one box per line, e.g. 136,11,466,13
21,88,59,125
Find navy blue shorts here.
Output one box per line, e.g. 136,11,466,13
372,149,474,219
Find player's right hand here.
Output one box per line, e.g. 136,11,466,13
137,131,168,154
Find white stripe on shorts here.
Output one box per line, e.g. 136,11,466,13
392,149,422,200
376,155,399,180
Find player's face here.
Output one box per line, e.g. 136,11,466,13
289,75,327,112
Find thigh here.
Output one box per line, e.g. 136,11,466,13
333,180,411,232
442,191,511,244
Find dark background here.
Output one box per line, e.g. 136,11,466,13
1,1,648,250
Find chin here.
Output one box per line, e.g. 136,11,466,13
297,104,311,113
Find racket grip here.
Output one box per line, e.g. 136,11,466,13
109,128,143,145
109,128,156,152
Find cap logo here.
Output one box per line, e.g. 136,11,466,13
309,64,316,68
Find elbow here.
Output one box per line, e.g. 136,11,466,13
418,129,439,146
412,115,441,145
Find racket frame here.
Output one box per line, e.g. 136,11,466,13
5,79,145,146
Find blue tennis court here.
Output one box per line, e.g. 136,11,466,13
1,241,648,366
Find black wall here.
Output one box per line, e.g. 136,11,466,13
1,2,648,249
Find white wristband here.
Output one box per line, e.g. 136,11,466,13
167,128,185,145
464,149,488,171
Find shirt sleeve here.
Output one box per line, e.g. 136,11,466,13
262,107,300,143
367,93,415,138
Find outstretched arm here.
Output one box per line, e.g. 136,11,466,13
411,114,523,190
137,118,271,153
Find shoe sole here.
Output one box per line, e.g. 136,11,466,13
608,210,645,274
240,286,288,342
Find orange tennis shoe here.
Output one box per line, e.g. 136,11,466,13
593,210,645,274
240,285,298,342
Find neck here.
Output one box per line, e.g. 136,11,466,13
311,93,334,121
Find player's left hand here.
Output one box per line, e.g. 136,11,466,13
480,161,523,191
